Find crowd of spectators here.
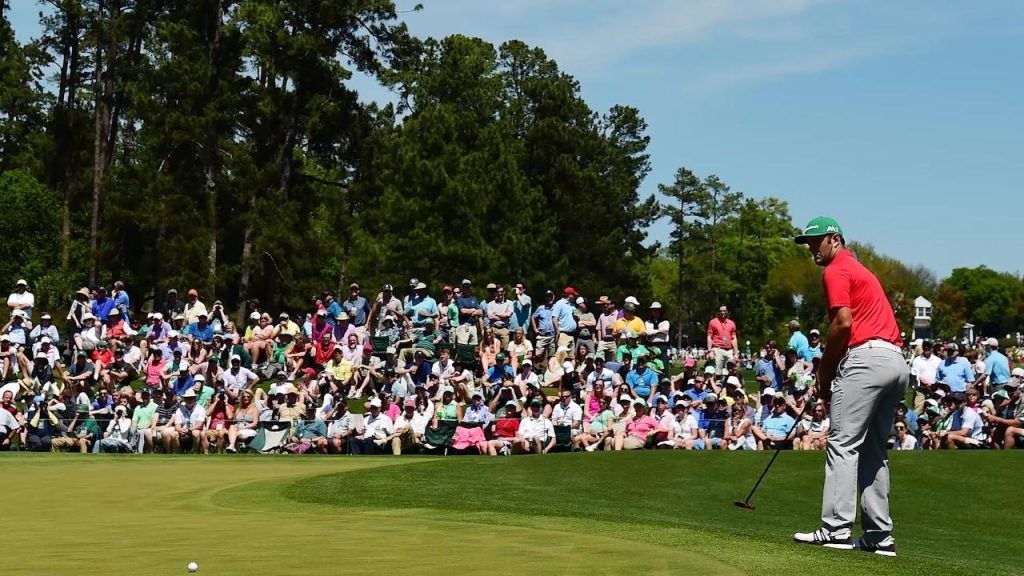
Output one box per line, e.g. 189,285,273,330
0,278,1020,454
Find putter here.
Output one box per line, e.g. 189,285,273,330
734,401,813,511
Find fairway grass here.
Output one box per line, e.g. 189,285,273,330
4,451,1020,575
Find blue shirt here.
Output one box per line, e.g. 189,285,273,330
113,291,131,322
936,357,974,393
173,374,194,397
325,301,343,324
626,368,657,397
552,299,577,334
509,295,532,332
755,357,782,390
684,388,709,403
762,412,796,438
985,350,1010,385
455,296,480,325
341,297,370,326
405,295,439,327
185,322,214,343
91,297,116,322
486,364,515,386
532,305,555,337
788,331,813,362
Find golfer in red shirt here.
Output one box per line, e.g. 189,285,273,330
792,217,908,557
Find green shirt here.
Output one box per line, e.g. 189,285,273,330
132,401,158,430
415,333,437,354
197,386,215,408
295,419,327,440
616,344,649,362
70,417,100,438
590,409,613,434
436,401,457,421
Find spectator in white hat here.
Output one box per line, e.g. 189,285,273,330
7,279,33,326
171,387,206,453
645,301,669,352
976,337,1010,394
348,397,393,455
29,313,60,347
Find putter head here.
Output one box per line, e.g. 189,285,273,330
734,500,756,511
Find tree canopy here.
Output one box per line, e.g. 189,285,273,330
1,1,1018,344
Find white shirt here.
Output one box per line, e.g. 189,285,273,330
105,416,133,441
959,408,985,441
515,371,539,390
173,403,207,429
895,434,917,450
645,319,670,343
395,410,430,435
669,414,700,440
328,413,354,437
431,359,456,384
220,367,257,392
7,291,34,318
518,415,554,441
586,368,616,392
910,354,941,385
361,412,393,439
551,401,583,427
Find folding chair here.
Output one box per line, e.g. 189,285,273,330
552,425,575,452
371,337,391,356
422,420,458,455
247,421,292,453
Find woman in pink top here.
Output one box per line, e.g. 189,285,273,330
583,381,606,423
144,350,167,388
615,399,662,450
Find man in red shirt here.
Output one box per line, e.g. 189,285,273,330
706,306,738,373
792,216,908,557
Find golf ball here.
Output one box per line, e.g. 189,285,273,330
187,561,198,572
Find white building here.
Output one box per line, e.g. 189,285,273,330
912,296,932,341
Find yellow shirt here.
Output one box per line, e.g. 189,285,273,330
612,317,645,337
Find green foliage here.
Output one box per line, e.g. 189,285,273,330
940,267,1023,337
0,171,62,302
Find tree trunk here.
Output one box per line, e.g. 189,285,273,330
89,4,106,286
204,0,224,298
60,21,81,270
236,193,256,326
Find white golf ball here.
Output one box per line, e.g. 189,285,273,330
187,561,199,572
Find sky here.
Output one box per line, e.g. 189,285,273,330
8,0,1024,278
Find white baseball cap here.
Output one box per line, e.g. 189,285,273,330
369,397,382,408
986,337,999,347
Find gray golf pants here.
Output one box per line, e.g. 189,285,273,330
821,341,909,540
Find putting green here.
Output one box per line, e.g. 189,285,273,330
4,451,1020,575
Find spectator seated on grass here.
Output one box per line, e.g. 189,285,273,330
348,397,392,455
752,393,796,450
50,403,98,453
983,374,1023,449
939,394,985,449
515,398,555,454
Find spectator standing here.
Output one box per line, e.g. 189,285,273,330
8,279,34,326
978,337,1010,395
111,280,130,323
531,291,557,361
787,320,813,362
405,282,439,333
754,342,784,392
340,284,370,332
595,297,618,360
509,282,533,339
454,280,482,346
909,341,941,412
88,288,114,325
486,286,513,349
808,329,823,357
935,343,973,399
645,302,669,360
574,298,597,355
183,289,208,325
706,305,738,374
553,287,578,350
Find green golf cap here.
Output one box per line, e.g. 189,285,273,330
794,216,844,245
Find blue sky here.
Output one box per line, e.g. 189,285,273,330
9,0,1024,278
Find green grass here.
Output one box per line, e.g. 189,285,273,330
4,451,1019,575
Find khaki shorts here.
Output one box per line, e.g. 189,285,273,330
622,436,646,450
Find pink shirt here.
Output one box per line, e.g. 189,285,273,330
707,317,736,349
625,415,660,439
145,360,166,385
